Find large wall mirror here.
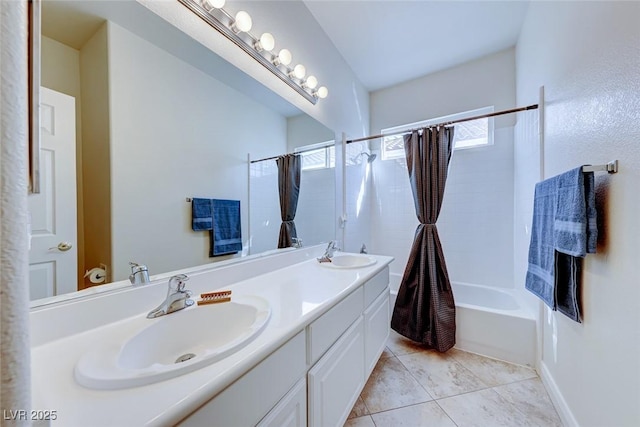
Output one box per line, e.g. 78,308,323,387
29,0,335,305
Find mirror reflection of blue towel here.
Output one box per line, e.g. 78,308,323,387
210,199,242,257
191,198,213,231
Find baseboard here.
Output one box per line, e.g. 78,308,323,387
539,360,579,427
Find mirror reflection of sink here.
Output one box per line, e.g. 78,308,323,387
321,254,377,269
75,295,270,390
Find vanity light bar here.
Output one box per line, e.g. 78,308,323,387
178,0,327,104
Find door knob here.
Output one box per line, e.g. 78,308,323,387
49,242,72,252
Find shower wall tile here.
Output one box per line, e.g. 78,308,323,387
296,167,335,247
513,111,540,305
368,127,515,289
249,162,280,254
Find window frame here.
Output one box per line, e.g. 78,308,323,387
380,106,495,161
293,140,335,171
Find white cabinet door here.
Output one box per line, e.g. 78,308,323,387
364,289,390,376
308,317,365,427
257,378,307,427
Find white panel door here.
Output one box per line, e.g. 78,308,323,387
364,290,390,376
308,317,365,427
28,87,77,300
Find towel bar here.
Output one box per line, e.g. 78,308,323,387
582,160,618,174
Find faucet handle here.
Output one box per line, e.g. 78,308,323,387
168,274,189,292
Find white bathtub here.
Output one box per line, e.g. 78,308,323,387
389,273,536,366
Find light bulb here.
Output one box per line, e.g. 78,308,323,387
276,49,292,66
292,64,306,79
316,86,328,99
305,75,318,89
202,0,225,10
233,11,252,32
255,32,275,52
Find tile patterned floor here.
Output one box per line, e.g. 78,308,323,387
345,331,563,427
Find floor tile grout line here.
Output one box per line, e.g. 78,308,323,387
365,399,442,417
447,359,538,387
391,353,437,402
360,354,435,415
394,349,493,401
433,399,461,427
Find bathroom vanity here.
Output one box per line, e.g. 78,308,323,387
29,246,393,426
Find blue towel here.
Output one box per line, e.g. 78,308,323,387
191,198,213,231
553,167,597,257
525,167,597,323
525,178,557,309
210,199,242,257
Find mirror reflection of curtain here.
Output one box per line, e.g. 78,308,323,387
391,126,456,352
276,154,301,248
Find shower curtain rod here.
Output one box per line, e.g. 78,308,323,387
250,104,539,162
346,104,539,144
250,143,332,164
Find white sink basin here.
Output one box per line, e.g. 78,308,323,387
321,254,377,269
75,295,270,390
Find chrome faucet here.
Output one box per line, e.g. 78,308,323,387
291,237,303,248
318,240,340,263
147,274,194,319
129,262,151,285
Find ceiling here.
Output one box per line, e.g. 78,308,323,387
41,0,531,108
304,0,530,91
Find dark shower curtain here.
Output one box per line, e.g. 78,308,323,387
390,126,456,352
276,154,301,248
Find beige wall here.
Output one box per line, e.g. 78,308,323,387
106,22,288,281
516,2,640,426
80,23,111,288
40,35,85,288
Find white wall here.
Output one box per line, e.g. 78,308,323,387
287,114,335,152
107,22,288,280
369,49,516,285
371,48,517,132
139,0,370,139
515,2,640,426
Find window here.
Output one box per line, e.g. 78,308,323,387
294,141,335,171
381,106,494,161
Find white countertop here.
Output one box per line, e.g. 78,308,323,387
30,250,393,426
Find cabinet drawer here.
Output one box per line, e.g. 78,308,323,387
307,286,363,365
179,331,306,427
364,267,389,308
308,316,365,427
364,289,390,376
